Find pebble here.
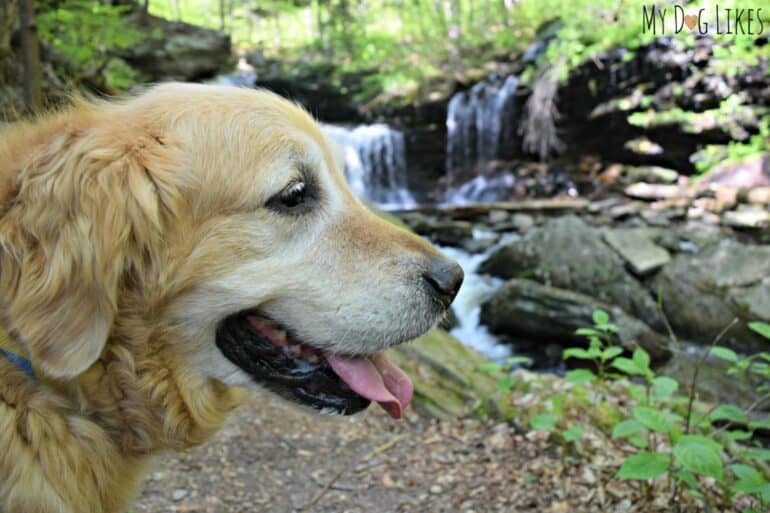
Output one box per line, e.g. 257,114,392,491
171,489,188,501
430,485,443,494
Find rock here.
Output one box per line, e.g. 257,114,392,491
457,236,498,254
171,489,188,501
686,204,721,224
121,14,231,81
387,330,512,420
479,279,670,362
603,229,671,276
623,138,664,157
740,186,770,205
608,201,644,220
722,208,770,229
488,209,509,224
652,240,770,352
511,213,535,232
699,153,770,188
479,216,663,329
625,166,679,184
412,219,474,247
625,182,690,201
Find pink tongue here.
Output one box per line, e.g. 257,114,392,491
326,353,413,419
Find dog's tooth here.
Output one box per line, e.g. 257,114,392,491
306,354,319,364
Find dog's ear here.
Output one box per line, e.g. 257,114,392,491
3,115,184,378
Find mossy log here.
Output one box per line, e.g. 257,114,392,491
387,329,511,420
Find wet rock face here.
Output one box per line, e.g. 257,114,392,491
120,14,231,81
652,240,770,353
699,153,770,188
479,278,670,364
479,215,663,330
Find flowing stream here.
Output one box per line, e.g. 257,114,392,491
437,232,518,362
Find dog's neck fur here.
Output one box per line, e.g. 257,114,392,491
1,316,242,454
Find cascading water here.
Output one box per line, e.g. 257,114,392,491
445,75,519,179
438,232,519,363
322,124,416,209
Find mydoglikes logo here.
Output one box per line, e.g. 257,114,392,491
642,4,765,35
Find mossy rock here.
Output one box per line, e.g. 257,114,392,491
388,329,512,420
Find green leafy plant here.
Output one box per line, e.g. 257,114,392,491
488,310,770,511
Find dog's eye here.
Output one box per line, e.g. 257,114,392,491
281,181,306,207
267,180,313,214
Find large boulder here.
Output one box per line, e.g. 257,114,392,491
479,279,670,363
480,215,663,329
652,239,770,352
121,14,231,81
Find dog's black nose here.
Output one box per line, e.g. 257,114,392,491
423,259,464,306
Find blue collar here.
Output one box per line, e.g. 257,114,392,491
0,347,36,379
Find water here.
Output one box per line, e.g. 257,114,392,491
322,124,416,210
445,75,519,178
212,57,256,88
443,172,517,205
437,231,519,363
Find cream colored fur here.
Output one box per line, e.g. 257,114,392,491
0,83,448,513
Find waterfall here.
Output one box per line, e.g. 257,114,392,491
443,172,517,205
445,75,519,178
322,123,416,209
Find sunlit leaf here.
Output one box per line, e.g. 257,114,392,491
530,413,557,431
748,321,770,340
565,369,596,384
673,439,723,480
633,406,681,433
563,348,596,360
710,346,738,363
612,419,645,439
709,404,748,424
480,362,501,374
651,377,678,398
632,348,651,371
602,346,623,361
617,452,670,480
592,310,610,326
562,426,584,442
612,357,645,376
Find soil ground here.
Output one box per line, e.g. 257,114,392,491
133,394,746,513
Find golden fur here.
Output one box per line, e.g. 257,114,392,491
0,84,450,513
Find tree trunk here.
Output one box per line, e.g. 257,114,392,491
18,0,42,113
0,0,18,84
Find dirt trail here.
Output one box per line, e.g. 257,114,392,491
134,395,738,513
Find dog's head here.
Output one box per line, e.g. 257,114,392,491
0,84,462,418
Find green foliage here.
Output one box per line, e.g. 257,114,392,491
479,355,533,393
486,310,770,510
36,0,142,91
690,116,769,175
617,452,670,480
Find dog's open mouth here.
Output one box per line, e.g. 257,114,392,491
215,312,413,418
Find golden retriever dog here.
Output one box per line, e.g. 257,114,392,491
0,83,463,513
